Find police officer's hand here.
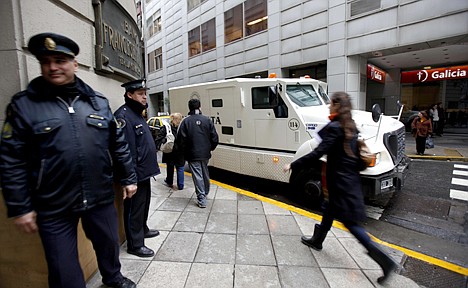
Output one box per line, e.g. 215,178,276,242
123,184,138,199
283,163,291,173
13,211,38,234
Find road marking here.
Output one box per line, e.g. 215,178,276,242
450,189,468,201
452,178,468,187
454,164,468,170
453,170,468,176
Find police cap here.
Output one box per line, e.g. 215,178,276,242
121,79,149,92
28,33,79,58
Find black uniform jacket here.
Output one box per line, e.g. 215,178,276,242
114,98,160,182
0,77,137,218
176,110,219,162
291,120,366,223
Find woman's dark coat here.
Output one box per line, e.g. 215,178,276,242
155,124,184,167
290,120,366,223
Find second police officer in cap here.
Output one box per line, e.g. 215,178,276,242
114,79,161,257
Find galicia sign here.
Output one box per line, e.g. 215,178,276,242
401,65,468,83
367,64,386,83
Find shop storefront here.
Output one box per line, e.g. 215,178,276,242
401,65,468,129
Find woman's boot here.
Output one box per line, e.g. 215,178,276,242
301,224,328,251
367,241,398,284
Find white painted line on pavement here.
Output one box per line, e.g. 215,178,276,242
453,170,468,177
452,178,468,187
454,164,468,170
450,189,468,201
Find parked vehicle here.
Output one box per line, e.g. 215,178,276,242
147,114,170,140
400,107,419,132
168,76,409,199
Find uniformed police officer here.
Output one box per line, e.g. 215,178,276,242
115,79,160,257
0,33,137,288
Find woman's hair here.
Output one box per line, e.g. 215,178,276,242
170,112,183,126
331,92,357,157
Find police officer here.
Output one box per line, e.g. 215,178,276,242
115,79,160,257
0,33,137,288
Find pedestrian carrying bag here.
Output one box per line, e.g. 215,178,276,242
160,122,175,153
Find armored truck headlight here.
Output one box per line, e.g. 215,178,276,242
368,152,381,167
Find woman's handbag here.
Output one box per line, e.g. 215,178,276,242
425,136,434,149
357,139,375,171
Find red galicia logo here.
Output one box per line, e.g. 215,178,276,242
367,64,386,83
401,65,468,83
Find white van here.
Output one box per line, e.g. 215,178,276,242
169,76,409,199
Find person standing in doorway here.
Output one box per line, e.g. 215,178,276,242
436,102,445,136
0,33,137,288
283,92,398,284
115,79,161,258
411,110,432,155
176,98,218,208
155,112,185,190
430,104,439,136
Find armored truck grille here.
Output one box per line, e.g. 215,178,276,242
383,126,405,165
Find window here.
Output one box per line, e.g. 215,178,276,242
155,47,162,70
188,26,201,57
201,19,216,52
154,16,161,34
252,86,288,118
245,0,267,36
286,85,322,107
148,47,162,73
188,18,215,57
221,126,234,135
147,10,161,38
212,99,223,107
252,86,277,109
187,0,208,11
224,4,243,43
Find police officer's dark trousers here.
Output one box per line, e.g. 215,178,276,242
37,202,123,288
124,178,151,249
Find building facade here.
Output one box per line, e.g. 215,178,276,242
143,0,468,127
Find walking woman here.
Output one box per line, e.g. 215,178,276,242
411,110,432,155
283,92,397,284
155,113,185,190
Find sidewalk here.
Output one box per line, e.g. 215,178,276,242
87,169,421,288
404,132,468,161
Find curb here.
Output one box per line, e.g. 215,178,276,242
406,154,468,162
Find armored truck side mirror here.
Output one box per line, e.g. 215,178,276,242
372,104,382,123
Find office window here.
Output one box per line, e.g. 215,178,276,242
188,0,207,11
148,51,154,73
154,16,161,34
148,47,162,73
147,10,161,38
155,47,162,70
225,4,243,43
245,0,267,36
201,18,216,52
188,26,201,57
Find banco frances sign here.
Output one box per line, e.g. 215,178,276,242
93,0,143,80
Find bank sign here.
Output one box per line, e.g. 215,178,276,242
93,0,143,79
367,64,386,83
401,65,468,83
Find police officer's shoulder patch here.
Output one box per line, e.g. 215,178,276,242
2,122,13,139
116,117,126,128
